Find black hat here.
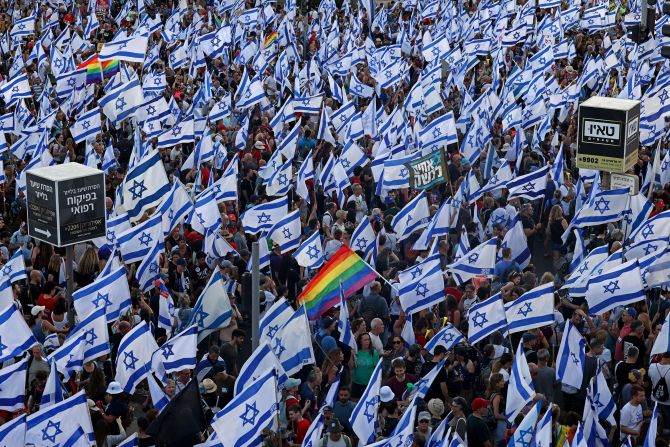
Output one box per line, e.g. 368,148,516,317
327,419,342,433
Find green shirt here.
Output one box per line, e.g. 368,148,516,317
352,349,380,385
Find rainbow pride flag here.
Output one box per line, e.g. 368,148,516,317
263,31,279,49
77,54,120,84
298,245,378,320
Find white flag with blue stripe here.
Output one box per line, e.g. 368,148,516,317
0,356,28,411
532,402,553,447
48,310,108,376
116,212,163,263
505,282,555,334
188,189,222,235
467,292,508,345
115,321,159,394
391,191,430,241
25,391,95,446
241,196,288,234
650,317,670,357
73,266,131,322
556,320,586,390
630,209,670,243
157,179,193,237
151,325,198,375
572,187,630,228
500,214,531,269
71,108,101,144
300,413,324,447
506,165,550,200
99,78,144,124
99,35,149,63
267,209,302,253
509,400,541,447
259,298,293,346
188,267,233,342
586,259,645,314
425,322,465,354
505,342,535,421
293,230,324,269
292,95,323,114
349,359,383,444
273,306,315,376
1,249,27,285
447,238,498,285
122,150,170,222
399,258,445,315
0,414,25,445
590,363,616,425
0,302,37,363
148,373,170,413
234,342,287,397
350,217,376,259
644,404,659,447
211,369,277,447
337,284,357,352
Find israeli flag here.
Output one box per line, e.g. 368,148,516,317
122,150,170,222
505,282,555,334
240,196,288,234
99,78,144,124
624,193,653,238
71,108,101,144
40,359,64,409
505,342,535,421
447,238,498,285
470,160,513,202
188,267,233,342
10,15,36,38
351,217,376,258
148,373,170,413
73,266,131,322
1,249,27,285
0,356,28,411
562,245,609,290
425,323,465,354
392,191,431,241
556,320,586,390
300,413,325,447
506,165,550,200
157,179,193,237
399,260,445,315
48,332,86,380
644,404,659,447
337,284,357,352
116,212,163,263
0,414,25,445
188,189,222,235
26,392,95,446
533,402,553,447
590,363,616,425
265,158,293,197
273,306,315,376
115,321,159,394
156,116,195,148
572,188,630,228
650,317,670,357
500,215,531,269
582,389,609,447
586,259,645,314
509,400,541,447
0,73,31,104
156,279,175,332
0,302,37,363
136,237,165,292
259,298,293,346
630,209,670,243
234,342,287,397
410,359,448,401
99,35,149,63
151,325,198,375
293,230,324,269
116,433,139,447
349,359,384,444
467,292,508,345
211,369,277,447
266,209,301,253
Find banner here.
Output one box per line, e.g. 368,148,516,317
405,149,448,190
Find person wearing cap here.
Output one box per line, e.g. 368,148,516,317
466,397,493,447
420,345,449,402
415,411,433,438
281,378,304,424
315,316,338,362
615,307,638,361
167,256,189,298
317,419,352,447
200,378,223,420
102,382,129,436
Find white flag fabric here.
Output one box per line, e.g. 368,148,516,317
586,259,645,314
99,35,149,63
99,78,144,124
116,212,164,263
122,150,171,222
650,317,670,357
391,191,431,241
467,292,508,345
234,342,287,396
151,325,198,376
267,209,302,253
25,391,95,446
0,302,38,363
556,320,586,390
349,359,384,444
240,196,288,234
72,266,131,322
533,403,553,447
424,323,465,354
259,298,293,346
293,230,324,269
504,282,555,334
0,414,25,445
0,356,28,411
448,238,498,285
115,321,159,394
508,400,541,447
272,306,315,376
507,165,550,200
505,342,535,421
187,267,233,341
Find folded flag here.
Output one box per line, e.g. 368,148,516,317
298,245,378,320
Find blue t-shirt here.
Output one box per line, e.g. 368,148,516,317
494,260,520,281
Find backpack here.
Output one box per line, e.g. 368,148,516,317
652,365,670,402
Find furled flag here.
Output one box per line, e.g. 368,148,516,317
259,298,293,346
152,325,198,376
586,259,645,314
240,196,288,234
188,267,233,341
234,342,287,396
297,245,377,320
556,320,586,390
350,359,384,444
425,322,465,354
115,321,159,394
71,108,101,144
391,191,431,241
40,359,64,409
506,165,550,200
72,266,131,322
122,150,170,222
532,403,553,447
116,212,163,263
467,292,508,345
650,317,670,357
99,78,144,124
0,302,37,362
337,284,357,352
267,209,302,253
505,282,555,334
509,400,541,447
0,356,28,411
99,35,149,63
644,404,659,447
25,391,95,446
447,238,498,285
272,306,316,376
293,230,324,269
506,342,536,421
500,214,531,269
572,187,630,228
590,362,616,425
211,370,278,447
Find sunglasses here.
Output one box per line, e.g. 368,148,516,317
393,340,403,344
419,420,430,423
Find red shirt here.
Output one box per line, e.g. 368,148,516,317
292,418,312,443
384,374,419,401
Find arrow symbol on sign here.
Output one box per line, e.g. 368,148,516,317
34,228,52,238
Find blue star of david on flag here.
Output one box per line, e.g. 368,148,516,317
123,351,140,370
472,311,488,328
161,344,175,360
128,179,148,199
138,232,153,247
257,212,272,224
240,402,260,426
415,282,429,297
517,302,533,318
115,97,127,111
84,328,98,345
41,420,63,443
92,292,112,307
306,246,320,260
593,197,611,214
602,280,620,294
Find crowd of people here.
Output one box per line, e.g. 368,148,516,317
1,0,670,445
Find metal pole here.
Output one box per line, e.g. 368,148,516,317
65,245,75,328
251,241,260,351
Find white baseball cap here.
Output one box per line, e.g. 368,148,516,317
106,381,123,395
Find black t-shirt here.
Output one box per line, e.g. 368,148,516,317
466,414,492,446
621,334,647,369
420,361,448,402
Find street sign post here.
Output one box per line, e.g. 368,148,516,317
26,163,106,246
576,96,640,174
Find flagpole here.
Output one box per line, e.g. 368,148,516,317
251,241,260,351
65,245,75,328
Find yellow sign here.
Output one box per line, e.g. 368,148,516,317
576,150,637,173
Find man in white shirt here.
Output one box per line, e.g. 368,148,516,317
347,184,368,223
369,318,385,355
620,384,645,442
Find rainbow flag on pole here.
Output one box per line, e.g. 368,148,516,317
77,54,120,84
263,31,279,49
298,245,378,320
